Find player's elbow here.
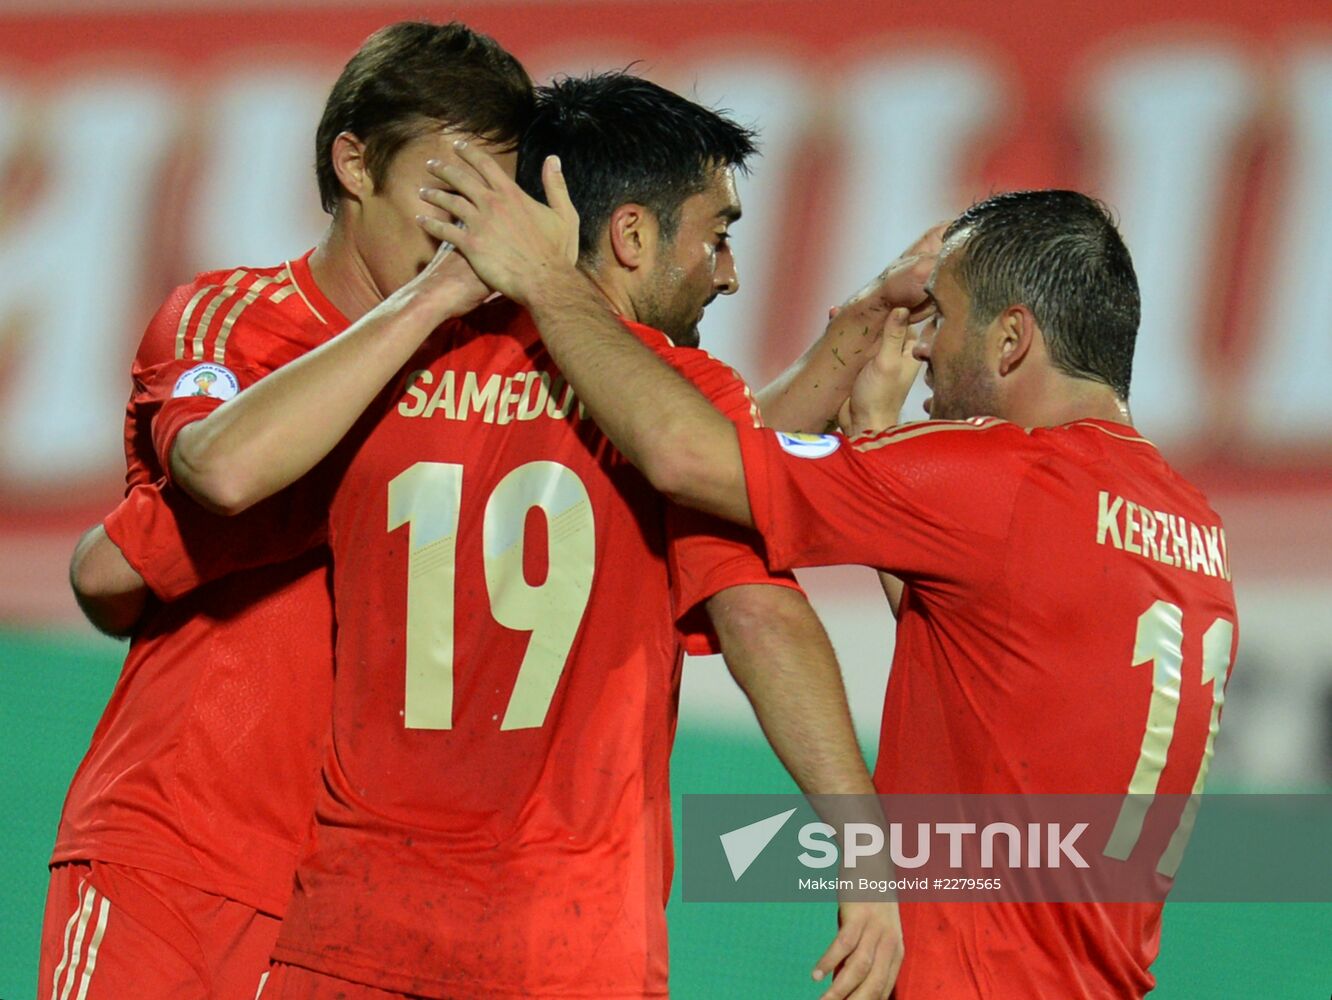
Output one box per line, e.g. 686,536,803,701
69,532,109,603
649,448,722,512
177,471,254,517
641,412,721,504
642,451,694,505
713,585,810,650
641,413,750,525
73,590,144,638
170,431,258,516
69,527,146,637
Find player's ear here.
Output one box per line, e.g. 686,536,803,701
996,305,1036,377
331,131,372,204
608,204,653,271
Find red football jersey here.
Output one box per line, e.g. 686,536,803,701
52,251,341,916
113,281,797,997
737,418,1238,999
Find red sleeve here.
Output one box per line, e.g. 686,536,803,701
138,359,271,475
130,285,310,478
656,345,802,655
735,417,1026,578
104,476,331,602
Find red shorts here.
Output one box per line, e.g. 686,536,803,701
258,962,411,999
37,860,281,1000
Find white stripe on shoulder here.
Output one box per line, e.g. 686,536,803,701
191,270,248,361
213,274,289,363
853,418,1003,453
174,287,214,361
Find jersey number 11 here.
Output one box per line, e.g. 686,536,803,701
1105,600,1235,877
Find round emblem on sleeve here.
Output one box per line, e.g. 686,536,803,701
775,432,841,459
172,363,239,401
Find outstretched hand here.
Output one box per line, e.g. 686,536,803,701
838,307,923,437
813,900,904,1000
417,142,580,306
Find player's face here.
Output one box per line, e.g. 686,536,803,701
914,255,1001,420
362,129,518,298
637,165,741,348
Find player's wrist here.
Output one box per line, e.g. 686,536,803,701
519,261,597,318
844,407,900,438
395,273,478,328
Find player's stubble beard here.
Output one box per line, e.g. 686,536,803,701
637,242,713,350
929,326,1001,421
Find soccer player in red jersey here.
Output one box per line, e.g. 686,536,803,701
42,22,537,1000
71,73,941,998
431,178,1240,998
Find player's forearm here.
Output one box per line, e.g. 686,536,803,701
522,267,753,525
70,524,147,637
760,227,941,433
756,312,883,433
171,282,453,515
709,585,875,797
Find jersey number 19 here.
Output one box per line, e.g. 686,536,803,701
387,460,595,731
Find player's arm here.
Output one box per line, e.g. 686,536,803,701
529,268,752,523
829,319,926,620
709,584,869,795
69,470,347,637
76,477,332,630
423,148,752,523
70,525,148,637
754,225,942,433
428,146,925,530
708,584,904,999
170,245,487,515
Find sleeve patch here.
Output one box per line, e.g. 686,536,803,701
775,432,841,459
172,363,239,401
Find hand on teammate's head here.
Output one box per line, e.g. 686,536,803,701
417,143,580,305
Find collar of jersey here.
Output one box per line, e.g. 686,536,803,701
1068,418,1156,449
617,316,674,350
289,249,351,332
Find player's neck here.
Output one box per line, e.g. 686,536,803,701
1003,374,1133,429
307,222,384,324
579,265,637,322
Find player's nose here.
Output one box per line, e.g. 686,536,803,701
715,249,739,296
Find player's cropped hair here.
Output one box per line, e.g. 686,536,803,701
315,21,535,214
517,71,758,261
944,190,1140,400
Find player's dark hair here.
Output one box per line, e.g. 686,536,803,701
315,21,534,214
516,71,758,261
943,190,1140,399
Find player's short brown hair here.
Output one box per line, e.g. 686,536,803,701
516,72,758,262
944,190,1140,400
315,21,534,214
